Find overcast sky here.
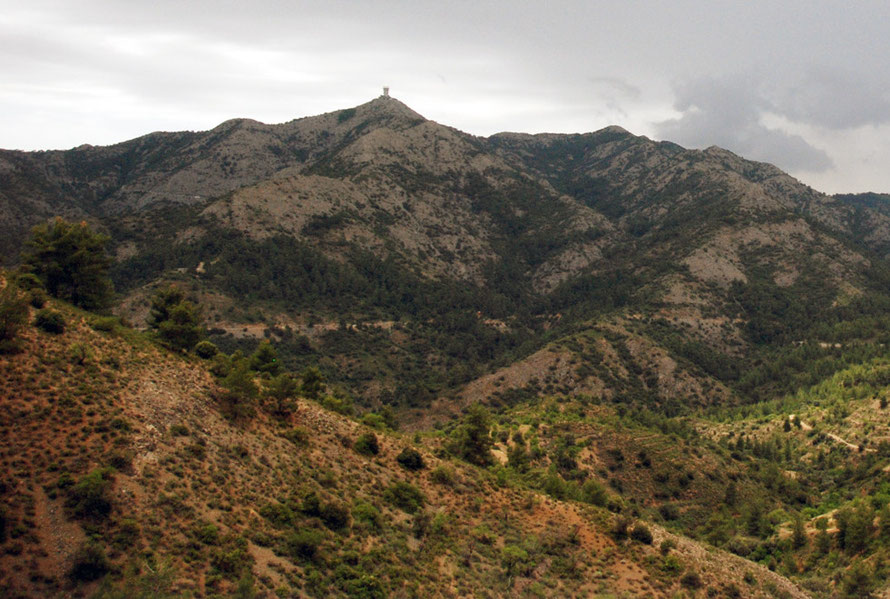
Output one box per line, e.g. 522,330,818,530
2,1,889,194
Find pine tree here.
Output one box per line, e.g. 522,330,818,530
21,218,114,311
450,403,494,467
147,285,204,351
249,340,281,375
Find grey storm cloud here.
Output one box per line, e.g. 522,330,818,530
765,67,890,130
656,75,837,173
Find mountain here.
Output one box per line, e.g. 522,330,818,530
6,95,890,422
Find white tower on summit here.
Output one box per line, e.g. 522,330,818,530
382,86,390,97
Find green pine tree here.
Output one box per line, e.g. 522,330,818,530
21,218,114,311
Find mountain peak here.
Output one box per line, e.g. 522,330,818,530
353,94,427,124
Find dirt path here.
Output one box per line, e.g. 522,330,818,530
793,415,875,453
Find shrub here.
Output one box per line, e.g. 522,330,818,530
581,479,608,506
0,285,29,353
259,502,295,528
68,542,111,581
611,516,631,540
194,340,219,359
28,289,46,308
218,360,258,420
430,466,455,486
196,522,220,545
66,467,114,520
681,571,703,589
501,544,533,577
658,503,679,521
352,501,382,531
282,427,310,448
384,481,425,514
286,529,323,561
68,342,92,365
34,308,65,334
300,367,326,400
208,352,233,377
13,272,43,291
361,413,387,429
630,523,653,544
300,491,321,517
354,432,380,456
662,555,682,575
396,448,425,471
320,501,351,531
321,393,354,416
210,535,251,577
90,315,118,332
112,518,140,550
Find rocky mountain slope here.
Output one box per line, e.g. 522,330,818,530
6,94,890,422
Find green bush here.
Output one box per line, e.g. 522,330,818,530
194,340,219,359
34,308,65,334
66,467,114,520
90,316,119,332
581,479,608,506
265,373,299,417
611,516,631,540
13,272,43,291
501,544,533,577
319,501,351,531
300,367,326,400
384,481,425,514
68,342,92,365
68,542,110,581
259,502,295,528
430,466,455,486
354,432,380,456
0,284,29,353
286,529,323,561
282,427,310,447
321,393,354,416
352,501,382,531
680,571,703,589
28,289,46,308
448,403,494,466
630,523,653,544
218,360,258,420
396,448,425,471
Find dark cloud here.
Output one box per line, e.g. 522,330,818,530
764,66,890,130
655,76,834,173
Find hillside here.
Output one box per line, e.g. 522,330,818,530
0,283,814,598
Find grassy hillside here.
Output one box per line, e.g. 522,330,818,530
0,277,812,598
